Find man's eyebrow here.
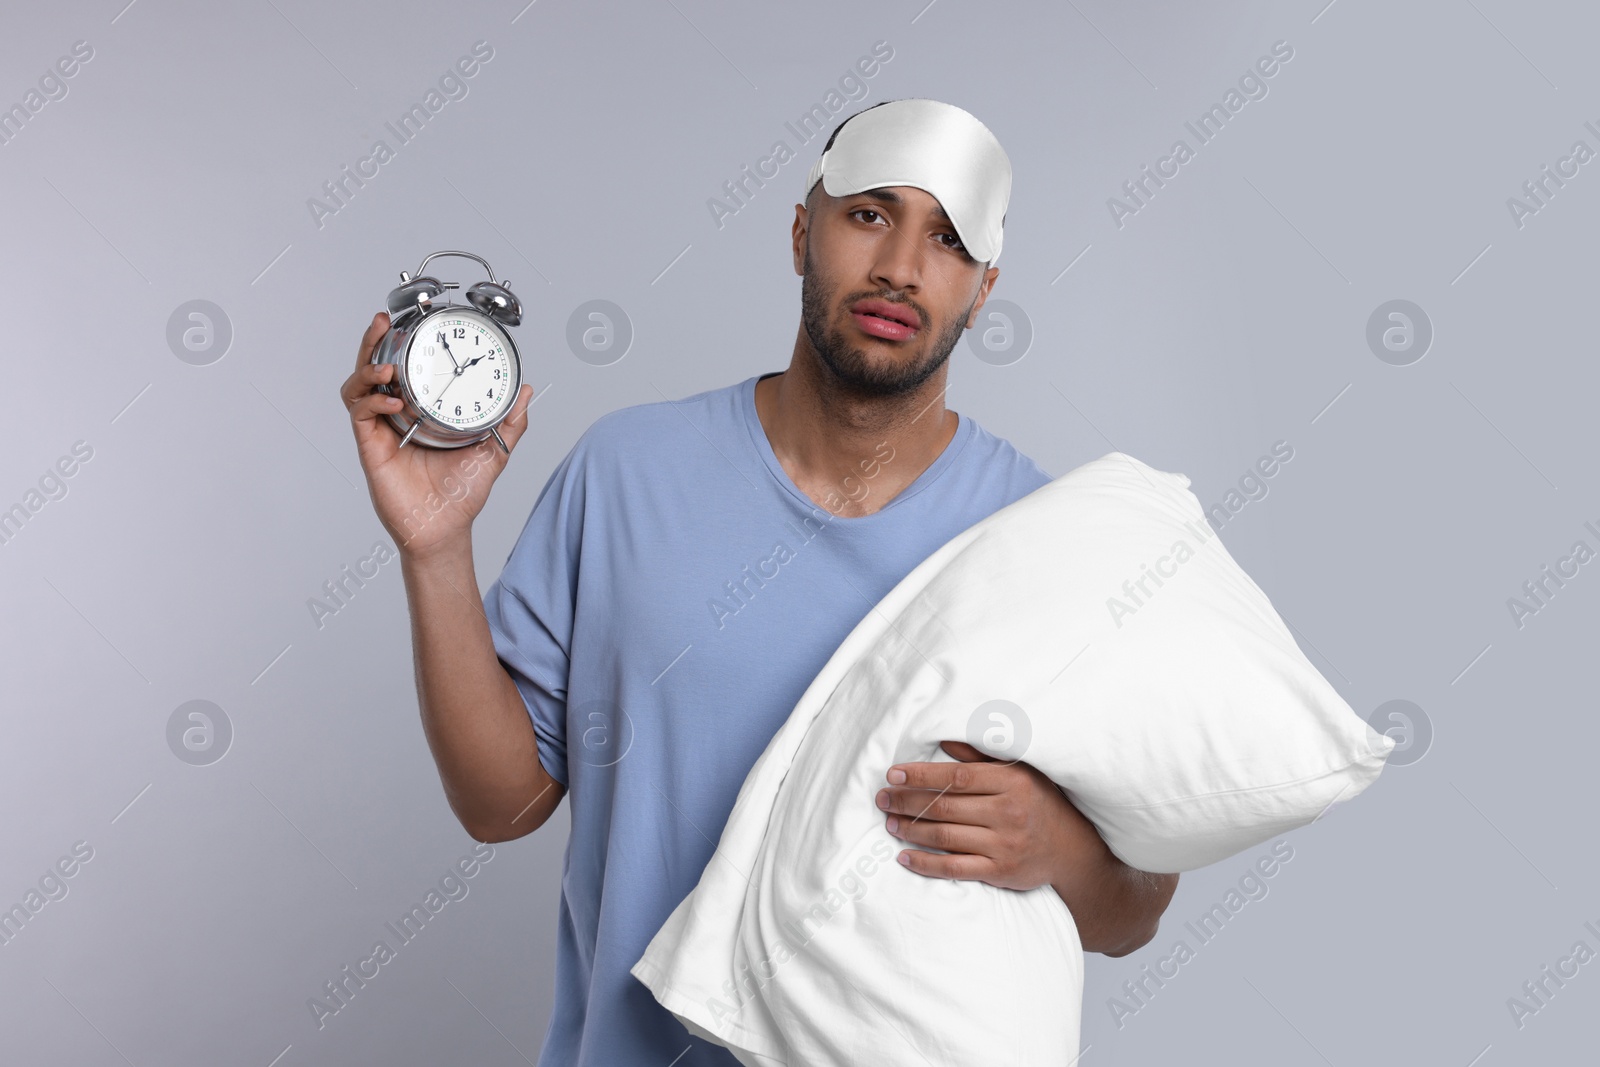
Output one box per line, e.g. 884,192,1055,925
855,187,951,223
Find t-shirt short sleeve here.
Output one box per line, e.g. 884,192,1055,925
481,435,590,790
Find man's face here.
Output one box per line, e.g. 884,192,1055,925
796,184,997,398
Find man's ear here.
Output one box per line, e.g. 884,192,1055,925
792,204,809,277
965,267,1001,328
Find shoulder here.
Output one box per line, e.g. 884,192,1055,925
960,416,1054,502
563,377,744,477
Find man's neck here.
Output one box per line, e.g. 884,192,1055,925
752,360,959,518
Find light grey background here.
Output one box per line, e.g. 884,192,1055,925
2,0,1594,1063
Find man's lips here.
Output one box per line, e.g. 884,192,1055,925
850,299,919,328
850,299,920,341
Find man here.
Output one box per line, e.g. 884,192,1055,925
342,97,1177,1066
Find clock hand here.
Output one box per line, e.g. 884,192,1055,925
437,333,464,372
434,371,460,404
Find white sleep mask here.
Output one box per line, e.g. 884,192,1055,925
802,98,1012,265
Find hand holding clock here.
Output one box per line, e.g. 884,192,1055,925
342,311,534,562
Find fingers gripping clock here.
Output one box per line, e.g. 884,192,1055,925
369,249,524,453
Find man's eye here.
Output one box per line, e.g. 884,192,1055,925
850,210,963,251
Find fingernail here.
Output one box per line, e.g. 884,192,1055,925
897,851,910,866
875,790,889,809
888,769,906,784
886,816,899,834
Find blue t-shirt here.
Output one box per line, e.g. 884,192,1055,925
481,371,1054,1066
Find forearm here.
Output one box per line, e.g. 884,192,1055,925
1057,861,1176,956
401,537,561,842
1049,812,1178,956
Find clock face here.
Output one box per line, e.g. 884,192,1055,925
404,309,518,431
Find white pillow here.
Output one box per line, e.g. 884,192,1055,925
631,451,1394,1066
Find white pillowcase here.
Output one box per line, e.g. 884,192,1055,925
631,451,1394,1066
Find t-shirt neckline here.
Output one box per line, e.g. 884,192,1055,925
740,372,973,522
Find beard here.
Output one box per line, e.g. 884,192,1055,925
800,244,975,398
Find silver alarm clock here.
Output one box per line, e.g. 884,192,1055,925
370,249,523,453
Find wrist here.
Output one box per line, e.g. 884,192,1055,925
398,530,475,571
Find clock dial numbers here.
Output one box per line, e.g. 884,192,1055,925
403,312,517,431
